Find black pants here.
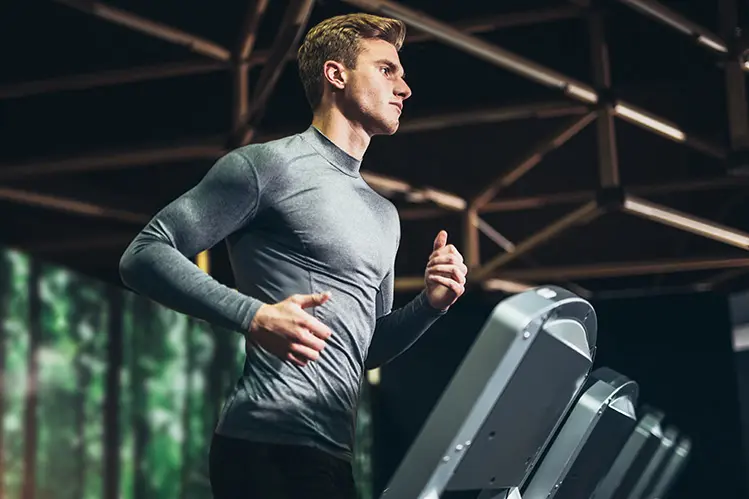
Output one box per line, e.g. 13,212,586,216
209,433,358,499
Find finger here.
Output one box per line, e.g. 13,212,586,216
428,256,465,273
426,266,467,285
290,342,321,362
427,256,468,273
430,244,463,259
295,328,327,351
299,314,334,341
427,274,465,295
292,291,332,308
286,351,309,367
433,230,448,252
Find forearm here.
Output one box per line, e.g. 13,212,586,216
120,235,263,333
365,289,446,369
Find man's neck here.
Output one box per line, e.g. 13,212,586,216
311,108,371,160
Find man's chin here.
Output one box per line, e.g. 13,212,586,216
376,120,400,136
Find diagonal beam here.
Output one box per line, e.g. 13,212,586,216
472,201,603,281
588,5,619,187
470,112,596,210
239,0,271,62
615,0,728,55
342,0,728,159
405,6,583,43
622,195,749,250
0,187,148,224
232,0,271,142
400,101,589,134
0,60,227,100
237,0,315,145
54,0,231,61
498,256,749,280
471,215,592,296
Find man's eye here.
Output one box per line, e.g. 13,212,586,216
381,67,390,75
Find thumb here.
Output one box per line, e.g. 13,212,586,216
293,291,332,308
433,230,448,251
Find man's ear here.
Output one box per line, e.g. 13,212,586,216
322,60,347,90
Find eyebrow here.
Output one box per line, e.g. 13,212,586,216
375,59,405,78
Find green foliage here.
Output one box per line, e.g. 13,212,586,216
0,247,374,498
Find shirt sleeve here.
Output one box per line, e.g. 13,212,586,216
364,267,447,370
118,150,265,333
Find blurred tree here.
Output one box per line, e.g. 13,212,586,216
21,259,41,499
0,251,9,499
104,286,123,499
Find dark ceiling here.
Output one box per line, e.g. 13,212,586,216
2,0,749,299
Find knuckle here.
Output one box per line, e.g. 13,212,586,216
294,327,309,341
293,316,308,328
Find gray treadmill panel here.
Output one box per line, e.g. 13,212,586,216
645,436,691,499
591,410,666,499
627,426,679,499
521,367,639,499
379,287,597,499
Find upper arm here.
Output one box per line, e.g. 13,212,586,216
131,150,260,258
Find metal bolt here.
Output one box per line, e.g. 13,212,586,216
455,444,464,452
523,331,530,339
443,456,450,462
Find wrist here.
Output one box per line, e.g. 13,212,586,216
421,289,449,314
249,303,269,335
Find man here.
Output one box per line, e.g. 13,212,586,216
119,12,468,499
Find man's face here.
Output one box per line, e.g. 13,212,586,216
342,38,412,136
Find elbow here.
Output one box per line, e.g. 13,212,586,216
118,236,152,291
118,245,138,290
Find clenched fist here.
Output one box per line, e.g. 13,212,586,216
424,230,467,311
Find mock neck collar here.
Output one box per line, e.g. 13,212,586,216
301,125,362,178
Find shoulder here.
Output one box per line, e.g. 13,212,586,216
231,131,311,182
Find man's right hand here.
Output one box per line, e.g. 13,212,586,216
248,291,333,367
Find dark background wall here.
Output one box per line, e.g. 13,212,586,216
372,289,748,499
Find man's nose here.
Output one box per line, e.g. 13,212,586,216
395,80,412,100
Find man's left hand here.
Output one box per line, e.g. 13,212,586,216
424,230,468,311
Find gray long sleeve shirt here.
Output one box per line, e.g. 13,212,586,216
119,125,445,461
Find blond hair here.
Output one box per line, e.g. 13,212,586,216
297,13,407,110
